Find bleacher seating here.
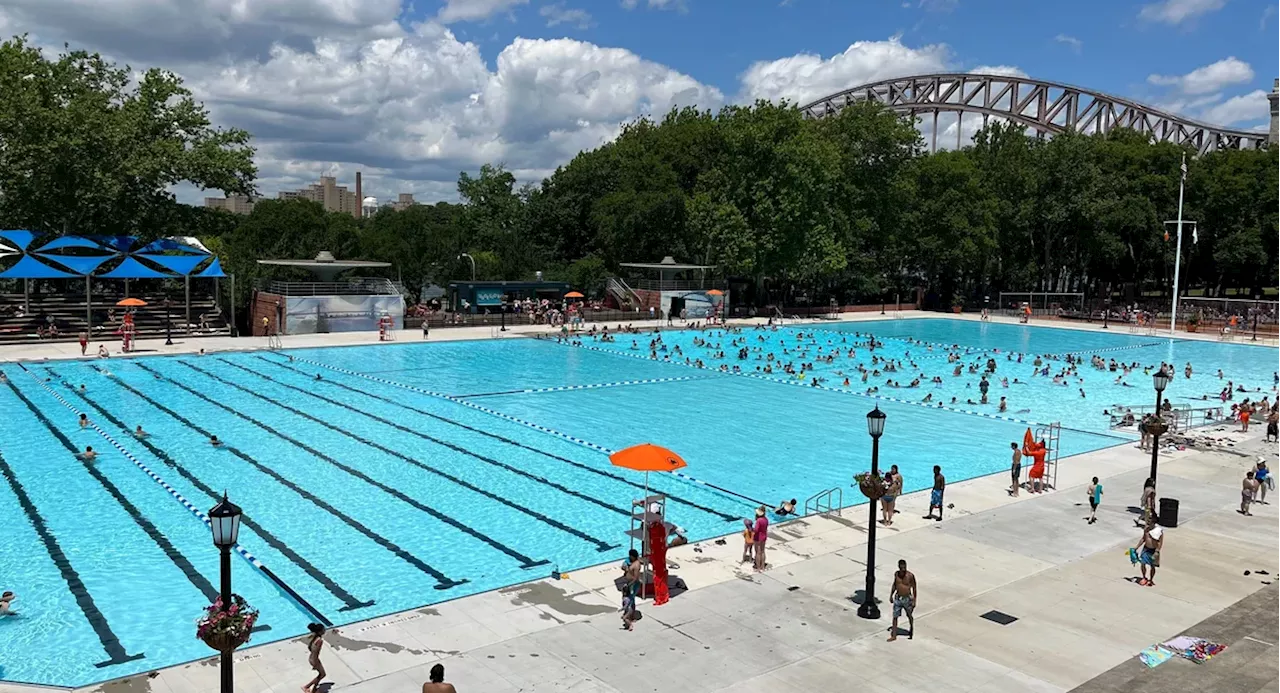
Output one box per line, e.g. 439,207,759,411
0,292,230,345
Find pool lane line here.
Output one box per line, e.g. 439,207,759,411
555,337,1132,441
46,368,370,617
454,374,712,399
274,353,775,509
130,362,548,572
1,376,224,605
180,359,619,554
0,448,145,669
219,358,635,522
91,366,471,589
91,366,467,592
254,355,745,522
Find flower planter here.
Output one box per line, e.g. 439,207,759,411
951,306,962,314
1186,324,1198,333
857,477,885,501
201,631,249,653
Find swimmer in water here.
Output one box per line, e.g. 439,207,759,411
209,435,223,447
134,425,148,438
78,413,89,428
76,446,97,461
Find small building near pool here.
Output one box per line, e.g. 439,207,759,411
448,280,571,313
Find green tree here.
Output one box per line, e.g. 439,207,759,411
0,35,255,239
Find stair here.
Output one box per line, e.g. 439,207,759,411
0,292,230,345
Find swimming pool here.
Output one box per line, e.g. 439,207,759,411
0,317,1273,686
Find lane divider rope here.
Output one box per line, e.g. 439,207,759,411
16,364,333,626
275,354,768,507
458,374,709,398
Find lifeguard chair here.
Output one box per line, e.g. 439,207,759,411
378,314,395,341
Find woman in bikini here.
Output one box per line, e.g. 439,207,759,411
302,623,326,692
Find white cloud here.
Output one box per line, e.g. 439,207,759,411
1198,89,1269,125
540,2,592,28
739,37,950,104
1138,0,1226,24
1053,34,1082,52
621,0,686,10
437,0,528,23
969,65,1027,77
1148,57,1254,95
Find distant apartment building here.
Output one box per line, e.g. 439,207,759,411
204,194,256,215
278,173,365,218
390,193,417,211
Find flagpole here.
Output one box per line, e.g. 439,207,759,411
1170,153,1186,335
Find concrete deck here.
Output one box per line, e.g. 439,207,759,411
0,312,1274,693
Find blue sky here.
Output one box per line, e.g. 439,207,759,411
434,0,1277,112
3,0,1273,202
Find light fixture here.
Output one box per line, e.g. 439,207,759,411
866,406,886,439
209,493,242,548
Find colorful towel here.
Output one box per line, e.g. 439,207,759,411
1138,645,1174,668
1160,636,1227,664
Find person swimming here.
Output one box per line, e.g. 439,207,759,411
775,498,798,516
76,446,97,461
209,435,223,447
134,425,148,438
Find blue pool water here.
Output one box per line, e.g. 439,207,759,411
0,317,1274,686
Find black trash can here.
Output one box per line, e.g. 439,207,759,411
1159,498,1179,528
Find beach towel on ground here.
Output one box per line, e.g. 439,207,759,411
1138,645,1174,668
1161,637,1226,664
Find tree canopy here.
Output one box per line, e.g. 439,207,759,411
0,36,1274,312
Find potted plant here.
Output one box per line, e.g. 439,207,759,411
196,594,259,653
854,471,885,501
1185,312,1201,333
951,294,964,314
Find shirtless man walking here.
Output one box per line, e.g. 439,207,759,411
887,559,917,641
1009,442,1022,497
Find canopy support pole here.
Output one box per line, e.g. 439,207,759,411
23,278,29,313
124,278,129,299
85,277,92,334
184,275,191,335
230,274,236,337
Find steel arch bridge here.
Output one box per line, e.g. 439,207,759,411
799,72,1270,155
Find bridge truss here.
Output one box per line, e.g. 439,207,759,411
799,73,1269,155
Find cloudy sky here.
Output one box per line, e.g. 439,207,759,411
1,0,1273,205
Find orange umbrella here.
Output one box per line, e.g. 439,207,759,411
706,289,724,296
564,291,584,299
610,443,687,472
116,298,147,307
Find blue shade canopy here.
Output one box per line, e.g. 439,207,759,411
92,236,138,253
0,254,80,278
138,238,205,254
139,253,207,276
98,256,176,279
0,230,38,251
35,253,117,275
37,236,108,252
196,257,226,277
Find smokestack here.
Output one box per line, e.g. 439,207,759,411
355,171,363,219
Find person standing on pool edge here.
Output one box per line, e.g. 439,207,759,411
923,466,946,521
1009,442,1021,497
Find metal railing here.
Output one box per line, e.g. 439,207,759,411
263,277,399,296
804,487,843,517
628,278,725,291
607,277,643,308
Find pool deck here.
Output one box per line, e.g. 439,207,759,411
0,313,1276,693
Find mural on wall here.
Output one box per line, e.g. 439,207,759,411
661,290,724,320
285,295,404,334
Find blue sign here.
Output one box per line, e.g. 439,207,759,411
475,289,504,306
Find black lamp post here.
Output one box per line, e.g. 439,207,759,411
1102,297,1110,329
500,295,508,332
858,406,886,620
1150,371,1171,483
209,494,242,693
164,298,173,345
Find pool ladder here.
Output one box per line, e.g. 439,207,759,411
804,486,843,517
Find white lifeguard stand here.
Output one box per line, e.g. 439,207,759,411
378,313,395,341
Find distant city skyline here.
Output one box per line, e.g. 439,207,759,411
205,175,418,217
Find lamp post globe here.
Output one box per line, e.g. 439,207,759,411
209,493,242,548
858,406,886,620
